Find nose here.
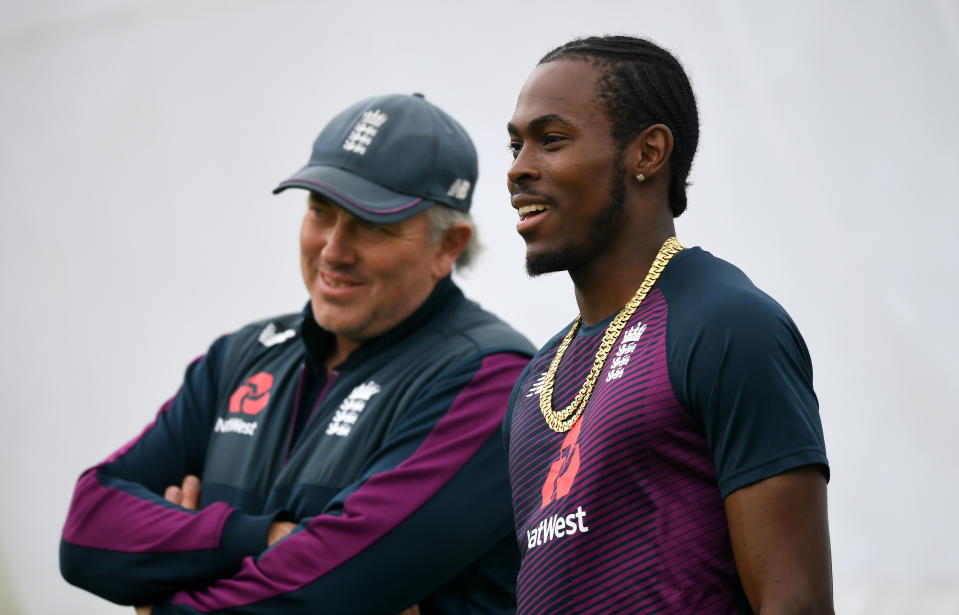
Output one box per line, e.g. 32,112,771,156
507,145,540,189
320,217,357,266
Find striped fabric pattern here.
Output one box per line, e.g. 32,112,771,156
508,289,742,614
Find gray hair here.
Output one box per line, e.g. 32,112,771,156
427,204,481,271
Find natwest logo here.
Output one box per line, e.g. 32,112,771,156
229,372,274,415
526,505,590,550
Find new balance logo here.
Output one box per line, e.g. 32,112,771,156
342,109,388,155
446,179,471,200
326,381,381,437
258,323,296,348
526,372,546,398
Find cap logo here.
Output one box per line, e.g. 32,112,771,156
446,179,471,200
342,109,389,155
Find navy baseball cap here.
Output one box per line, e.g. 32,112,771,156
273,93,477,224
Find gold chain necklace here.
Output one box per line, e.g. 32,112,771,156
539,236,684,432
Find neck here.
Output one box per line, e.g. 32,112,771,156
571,221,676,326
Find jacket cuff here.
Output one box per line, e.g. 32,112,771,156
219,510,279,571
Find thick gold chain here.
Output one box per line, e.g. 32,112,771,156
539,236,684,432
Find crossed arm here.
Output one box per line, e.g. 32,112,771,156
60,346,528,614
135,476,419,615
161,477,296,550
133,477,295,615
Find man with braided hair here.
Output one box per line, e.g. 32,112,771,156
504,36,833,613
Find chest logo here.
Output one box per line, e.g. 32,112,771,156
229,372,274,416
605,322,647,383
525,372,546,398
326,381,381,437
541,418,583,508
258,323,296,347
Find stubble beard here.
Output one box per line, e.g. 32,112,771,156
525,163,628,277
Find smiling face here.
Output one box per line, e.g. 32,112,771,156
300,194,458,358
507,60,630,277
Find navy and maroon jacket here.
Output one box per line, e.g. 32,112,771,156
61,278,534,614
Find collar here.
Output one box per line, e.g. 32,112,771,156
299,276,464,374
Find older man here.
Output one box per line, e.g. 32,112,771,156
61,93,534,614
503,36,833,614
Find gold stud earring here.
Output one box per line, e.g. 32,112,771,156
635,173,646,183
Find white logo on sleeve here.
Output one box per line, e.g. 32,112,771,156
326,381,381,437
342,110,389,155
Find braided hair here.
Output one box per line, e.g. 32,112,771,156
539,36,699,217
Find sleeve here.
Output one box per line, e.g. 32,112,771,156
502,360,535,454
669,287,829,498
59,335,277,606
151,351,531,615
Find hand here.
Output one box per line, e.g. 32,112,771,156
163,475,201,510
134,605,153,614
165,476,294,551
267,521,296,546
157,476,408,612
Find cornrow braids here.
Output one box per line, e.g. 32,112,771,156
539,35,699,217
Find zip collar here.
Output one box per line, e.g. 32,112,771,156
299,276,464,375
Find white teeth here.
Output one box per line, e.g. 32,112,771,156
518,204,551,217
322,274,355,288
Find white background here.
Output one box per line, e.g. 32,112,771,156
1,1,957,613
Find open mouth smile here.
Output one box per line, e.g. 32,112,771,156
320,271,363,290
517,203,552,220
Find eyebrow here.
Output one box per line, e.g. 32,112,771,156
507,114,572,134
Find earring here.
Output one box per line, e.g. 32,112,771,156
635,173,646,183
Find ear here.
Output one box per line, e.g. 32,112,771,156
624,123,674,181
431,222,473,279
